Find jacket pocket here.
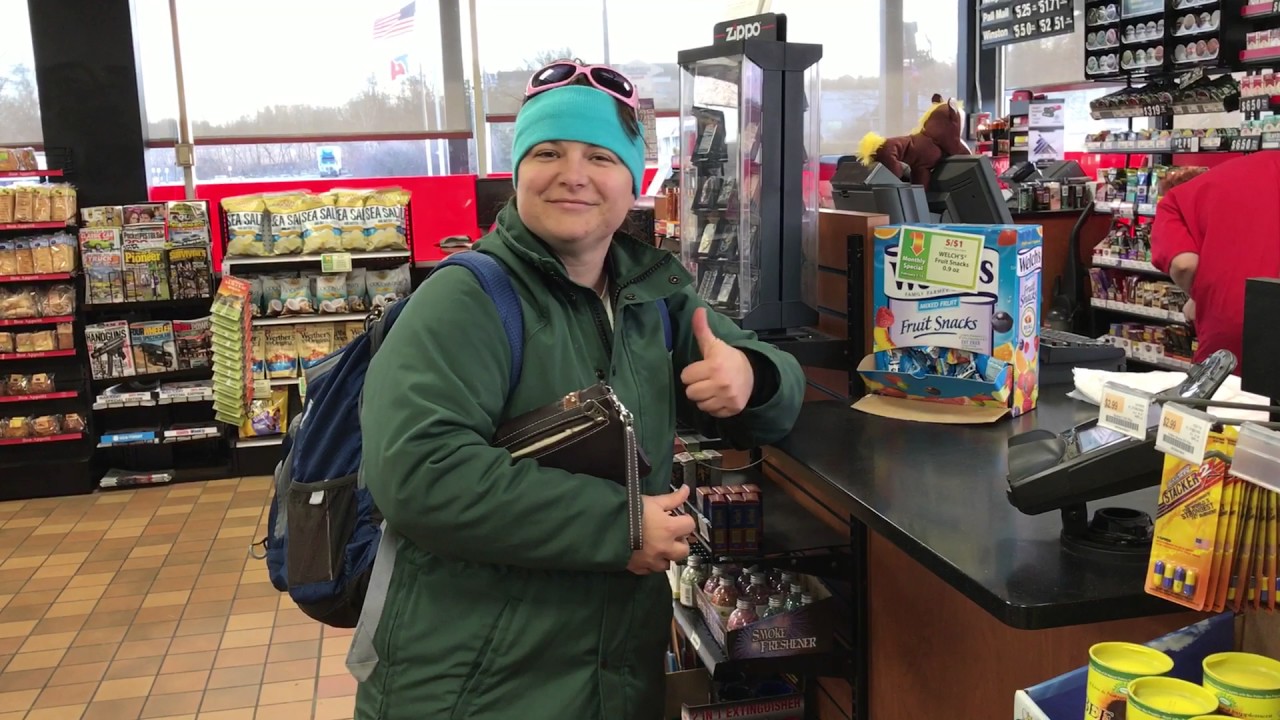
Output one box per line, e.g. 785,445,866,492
450,598,518,720
285,474,358,587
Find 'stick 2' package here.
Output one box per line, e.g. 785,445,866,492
859,224,1042,417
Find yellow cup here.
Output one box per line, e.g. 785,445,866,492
1203,652,1280,720
1086,642,1176,720
1127,677,1222,720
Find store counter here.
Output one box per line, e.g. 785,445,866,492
764,390,1203,719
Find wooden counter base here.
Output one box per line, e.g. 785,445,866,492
763,449,1203,720
867,533,1201,719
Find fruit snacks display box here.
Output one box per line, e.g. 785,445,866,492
857,224,1042,422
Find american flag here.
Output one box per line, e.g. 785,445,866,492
373,2,415,39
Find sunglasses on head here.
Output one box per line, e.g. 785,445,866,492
525,61,638,109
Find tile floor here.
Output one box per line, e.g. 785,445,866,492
0,476,357,720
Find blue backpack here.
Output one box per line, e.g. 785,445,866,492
257,251,672,629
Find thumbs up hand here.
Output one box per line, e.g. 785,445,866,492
680,307,755,419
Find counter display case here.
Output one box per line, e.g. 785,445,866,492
677,39,822,333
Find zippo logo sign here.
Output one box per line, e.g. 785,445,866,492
713,13,783,44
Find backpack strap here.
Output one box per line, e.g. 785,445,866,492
655,298,672,352
436,252,525,390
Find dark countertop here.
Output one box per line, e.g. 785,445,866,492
772,390,1181,631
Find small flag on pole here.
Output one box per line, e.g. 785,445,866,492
390,55,409,81
373,2,415,39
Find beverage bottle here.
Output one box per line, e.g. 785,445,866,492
744,572,772,615
761,595,786,619
784,583,805,612
680,556,708,608
711,576,740,622
727,598,759,631
737,565,760,595
703,565,724,595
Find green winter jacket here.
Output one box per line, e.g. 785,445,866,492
354,201,805,720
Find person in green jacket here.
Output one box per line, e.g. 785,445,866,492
355,60,806,720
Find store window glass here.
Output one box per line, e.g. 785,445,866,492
0,0,43,146
1002,2,1087,90
765,1,960,156
603,0,727,112
133,0,181,144
476,0,606,119
139,0,470,142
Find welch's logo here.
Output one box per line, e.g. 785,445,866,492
1017,246,1043,277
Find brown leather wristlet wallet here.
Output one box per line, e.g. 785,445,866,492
493,382,647,551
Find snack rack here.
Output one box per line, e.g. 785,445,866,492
80,201,225,489
0,220,96,499
215,200,416,477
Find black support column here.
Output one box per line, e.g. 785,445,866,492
27,0,149,206
959,0,1000,120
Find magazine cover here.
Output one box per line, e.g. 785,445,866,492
123,203,167,227
166,245,212,299
166,200,211,248
85,320,135,380
129,320,176,375
173,317,212,369
122,225,170,302
79,227,124,304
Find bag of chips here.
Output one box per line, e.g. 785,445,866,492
222,195,270,257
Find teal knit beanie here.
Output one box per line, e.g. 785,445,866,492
512,85,646,196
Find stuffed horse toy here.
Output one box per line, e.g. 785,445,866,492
857,94,971,189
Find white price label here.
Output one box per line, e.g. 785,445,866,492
1098,383,1153,439
688,630,702,651
321,252,353,273
1156,403,1214,464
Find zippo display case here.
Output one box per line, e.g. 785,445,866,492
677,40,822,332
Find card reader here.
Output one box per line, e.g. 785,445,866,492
1006,350,1238,553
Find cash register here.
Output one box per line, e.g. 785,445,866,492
1005,350,1238,555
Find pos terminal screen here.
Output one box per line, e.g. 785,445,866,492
1075,425,1128,454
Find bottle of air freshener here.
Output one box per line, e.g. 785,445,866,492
772,571,795,595
784,583,805,612
737,565,760,595
711,576,740,622
680,556,707,608
703,565,724,595
761,595,785,619
727,598,758,631
744,572,772,615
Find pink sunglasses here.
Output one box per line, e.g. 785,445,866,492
525,61,639,109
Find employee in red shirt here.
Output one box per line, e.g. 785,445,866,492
1151,152,1280,375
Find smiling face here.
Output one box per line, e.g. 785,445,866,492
515,140,635,255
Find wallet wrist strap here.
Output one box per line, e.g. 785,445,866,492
625,423,642,551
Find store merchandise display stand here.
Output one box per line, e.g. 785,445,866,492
82,205,222,490
216,204,415,477
1080,0,1275,371
671,466,860,718
0,152,95,498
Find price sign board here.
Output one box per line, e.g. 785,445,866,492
1156,403,1214,464
1098,382,1155,439
893,226,985,291
979,0,1075,49
321,252,353,273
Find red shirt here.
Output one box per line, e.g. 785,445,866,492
1151,152,1280,375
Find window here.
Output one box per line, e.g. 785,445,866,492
476,0,606,120
1002,3,1088,90
135,0,474,183
603,0,727,112
768,1,958,156
0,0,42,145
